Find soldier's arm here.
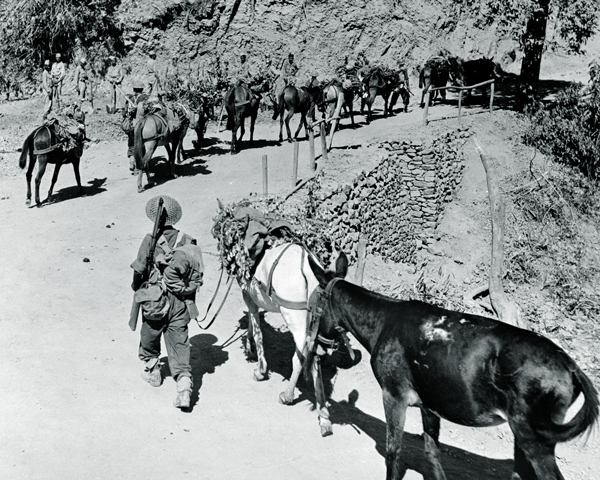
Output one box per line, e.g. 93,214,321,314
163,251,199,296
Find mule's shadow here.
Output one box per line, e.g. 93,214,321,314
146,156,212,188
329,390,514,479
160,333,229,412
44,176,107,206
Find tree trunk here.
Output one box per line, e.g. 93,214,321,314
518,0,550,104
474,138,522,327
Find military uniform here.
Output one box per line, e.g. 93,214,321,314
74,59,90,104
131,196,203,409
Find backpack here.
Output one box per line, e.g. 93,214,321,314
134,232,202,322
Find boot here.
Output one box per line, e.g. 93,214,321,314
141,358,162,387
174,375,192,409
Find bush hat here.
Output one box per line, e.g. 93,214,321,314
146,195,182,226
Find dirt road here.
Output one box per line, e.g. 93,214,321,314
1,81,598,480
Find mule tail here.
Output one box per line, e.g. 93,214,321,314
536,365,599,443
19,130,35,169
272,90,285,121
133,117,146,170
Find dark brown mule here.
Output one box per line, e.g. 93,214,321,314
133,112,187,193
419,56,451,108
224,84,259,154
274,85,321,143
19,124,85,207
448,57,500,103
308,255,599,480
360,70,397,124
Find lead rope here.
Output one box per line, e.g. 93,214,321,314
195,268,234,330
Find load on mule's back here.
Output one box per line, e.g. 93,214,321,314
19,105,87,207
419,52,452,108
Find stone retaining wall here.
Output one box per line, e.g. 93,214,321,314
317,127,470,263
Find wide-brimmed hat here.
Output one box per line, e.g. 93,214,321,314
145,195,182,226
132,80,144,90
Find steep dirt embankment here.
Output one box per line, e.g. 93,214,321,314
115,0,518,80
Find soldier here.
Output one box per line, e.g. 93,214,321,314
146,51,160,99
106,56,124,112
122,80,149,173
281,52,299,86
231,53,252,87
131,195,203,409
74,58,90,106
50,53,66,109
42,60,53,119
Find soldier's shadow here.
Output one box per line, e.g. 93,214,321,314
160,333,229,412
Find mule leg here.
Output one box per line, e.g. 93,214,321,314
383,94,390,117
238,117,245,144
137,169,144,193
382,388,409,480
242,291,267,381
293,111,305,140
278,308,309,405
284,109,294,142
72,157,85,197
25,153,36,206
249,107,257,145
231,124,237,154
421,409,447,480
34,157,48,207
508,418,564,480
311,354,332,437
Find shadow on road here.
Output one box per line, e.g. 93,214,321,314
160,333,229,412
45,176,107,206
329,390,514,480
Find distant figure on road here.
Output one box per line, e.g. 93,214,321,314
106,56,124,112
42,59,53,118
74,58,90,106
50,53,66,109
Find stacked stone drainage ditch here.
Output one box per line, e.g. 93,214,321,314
316,127,471,264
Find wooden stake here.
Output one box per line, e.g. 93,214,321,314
422,90,430,126
262,154,268,196
292,141,299,187
355,235,368,286
458,90,463,120
308,127,316,172
320,122,328,161
490,81,495,113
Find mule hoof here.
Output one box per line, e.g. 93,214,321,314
319,421,333,437
25,199,31,206
253,369,267,382
278,392,293,405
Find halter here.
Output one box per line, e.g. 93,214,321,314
313,276,354,359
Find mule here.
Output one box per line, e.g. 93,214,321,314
19,124,85,207
360,70,397,124
419,56,451,108
273,85,321,143
308,255,599,480
224,84,259,154
242,242,348,436
133,112,187,193
188,101,212,152
448,57,499,103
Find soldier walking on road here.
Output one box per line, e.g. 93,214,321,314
130,196,204,409
107,56,124,112
42,60,53,118
50,53,66,109
74,58,90,106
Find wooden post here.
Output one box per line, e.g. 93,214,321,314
320,122,328,161
474,137,521,327
458,90,463,120
422,90,431,126
490,81,495,113
262,154,268,196
328,118,339,151
292,141,299,187
355,235,368,286
308,127,316,172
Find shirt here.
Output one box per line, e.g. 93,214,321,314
51,61,65,83
107,65,123,84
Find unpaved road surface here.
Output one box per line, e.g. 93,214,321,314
1,69,599,480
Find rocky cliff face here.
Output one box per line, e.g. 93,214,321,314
116,0,519,81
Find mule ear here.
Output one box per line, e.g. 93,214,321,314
307,253,328,288
217,198,225,211
335,251,349,279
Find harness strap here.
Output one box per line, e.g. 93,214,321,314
33,126,62,155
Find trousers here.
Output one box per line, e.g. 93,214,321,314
138,292,192,381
